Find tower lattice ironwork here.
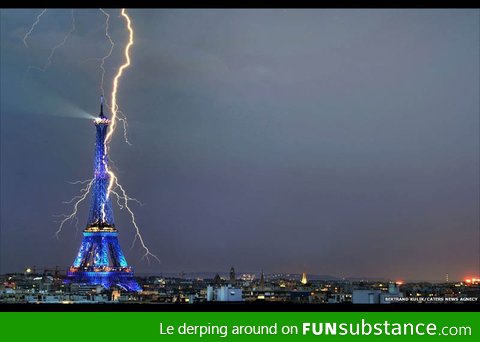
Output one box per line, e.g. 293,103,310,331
66,98,141,292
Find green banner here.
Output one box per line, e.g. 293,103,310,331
0,312,477,340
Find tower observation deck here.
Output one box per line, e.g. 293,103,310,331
66,98,141,292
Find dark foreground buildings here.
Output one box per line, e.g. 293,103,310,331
1,268,479,304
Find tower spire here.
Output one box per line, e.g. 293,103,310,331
100,95,104,117
89,95,113,228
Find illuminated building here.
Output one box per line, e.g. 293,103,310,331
65,98,141,292
301,272,308,285
464,278,479,285
229,266,236,283
352,282,403,304
215,285,243,302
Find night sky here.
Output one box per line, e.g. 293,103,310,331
0,9,478,282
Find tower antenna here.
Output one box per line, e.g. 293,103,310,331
100,95,104,116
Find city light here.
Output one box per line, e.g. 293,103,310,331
464,278,479,285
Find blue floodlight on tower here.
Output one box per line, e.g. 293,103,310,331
66,97,141,292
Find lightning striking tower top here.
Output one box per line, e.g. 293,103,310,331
100,95,104,116
66,99,141,292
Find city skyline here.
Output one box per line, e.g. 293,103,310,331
0,9,479,282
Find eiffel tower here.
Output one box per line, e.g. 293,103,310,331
66,98,141,292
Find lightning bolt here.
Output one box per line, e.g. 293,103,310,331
67,179,94,185
96,8,132,145
23,9,47,47
98,8,114,97
106,8,133,146
110,175,158,262
101,9,159,263
54,178,94,239
81,9,132,146
27,9,76,73
116,109,132,146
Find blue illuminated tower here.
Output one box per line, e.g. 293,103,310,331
66,98,141,292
